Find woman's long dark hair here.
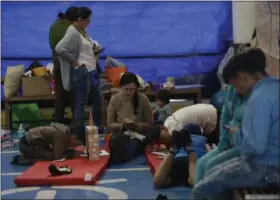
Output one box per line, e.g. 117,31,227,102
119,72,140,115
57,6,79,22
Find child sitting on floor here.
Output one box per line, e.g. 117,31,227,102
153,89,173,125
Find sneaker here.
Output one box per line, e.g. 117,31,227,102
48,164,72,176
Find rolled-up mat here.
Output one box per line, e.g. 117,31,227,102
14,148,110,186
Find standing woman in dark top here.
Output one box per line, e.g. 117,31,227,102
49,6,79,123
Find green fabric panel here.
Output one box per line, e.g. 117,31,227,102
12,103,43,128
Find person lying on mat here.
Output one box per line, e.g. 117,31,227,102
12,123,81,165
191,49,280,200
107,72,153,164
147,124,198,188
194,85,247,184
153,89,173,125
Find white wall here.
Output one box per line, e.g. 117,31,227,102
232,2,256,43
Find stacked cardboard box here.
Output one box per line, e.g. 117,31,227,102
86,125,100,161
255,2,279,78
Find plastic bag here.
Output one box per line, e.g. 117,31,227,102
216,47,235,88
105,56,125,68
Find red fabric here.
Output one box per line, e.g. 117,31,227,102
104,133,112,150
145,146,164,175
14,148,110,186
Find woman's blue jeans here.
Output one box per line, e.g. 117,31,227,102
72,66,104,140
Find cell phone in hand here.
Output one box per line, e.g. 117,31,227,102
223,125,230,129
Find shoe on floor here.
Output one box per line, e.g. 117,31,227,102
48,164,72,176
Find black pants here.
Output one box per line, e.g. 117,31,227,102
109,133,145,164
169,157,189,186
18,136,51,160
53,53,75,123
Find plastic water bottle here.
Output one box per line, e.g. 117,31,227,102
17,124,25,138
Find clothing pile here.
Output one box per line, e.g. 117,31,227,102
1,129,15,149
105,56,149,88
105,56,126,68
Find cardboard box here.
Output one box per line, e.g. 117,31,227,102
22,76,52,96
86,126,100,161
256,2,280,59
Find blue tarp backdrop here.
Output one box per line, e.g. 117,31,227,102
1,1,233,99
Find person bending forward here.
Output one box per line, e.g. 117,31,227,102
13,123,80,165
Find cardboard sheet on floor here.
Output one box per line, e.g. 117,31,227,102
145,146,166,175
14,148,110,186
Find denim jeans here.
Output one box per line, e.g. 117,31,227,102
191,157,280,200
72,66,104,141
195,146,241,184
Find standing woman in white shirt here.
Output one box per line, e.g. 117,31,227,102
55,7,104,144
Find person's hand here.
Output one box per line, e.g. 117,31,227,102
123,119,136,131
228,126,240,134
126,122,136,131
72,61,79,68
169,130,182,155
180,129,193,153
